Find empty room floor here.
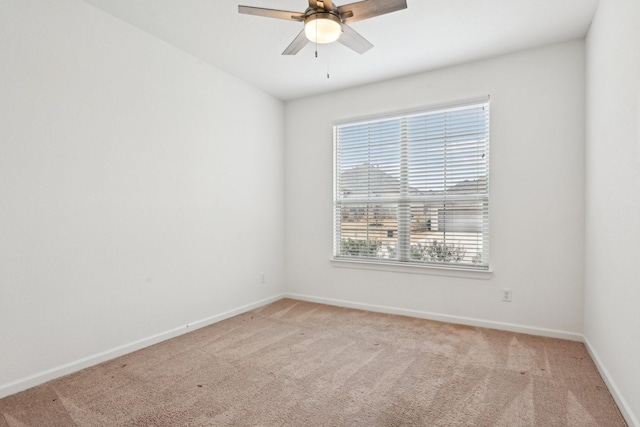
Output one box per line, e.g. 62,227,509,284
0,299,626,426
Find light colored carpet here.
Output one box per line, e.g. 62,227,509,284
0,298,626,426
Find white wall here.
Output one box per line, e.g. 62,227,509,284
0,0,285,395
285,40,585,337
585,0,640,424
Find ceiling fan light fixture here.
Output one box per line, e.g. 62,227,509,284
304,12,342,44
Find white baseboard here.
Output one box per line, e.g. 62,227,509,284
0,294,285,400
584,337,639,427
284,293,583,341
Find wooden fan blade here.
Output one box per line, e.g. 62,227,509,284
338,0,407,24
321,0,334,11
238,5,304,21
338,24,373,54
309,0,318,8
282,30,310,55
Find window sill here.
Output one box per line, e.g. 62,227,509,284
330,258,493,280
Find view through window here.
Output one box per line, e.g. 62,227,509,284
333,99,490,270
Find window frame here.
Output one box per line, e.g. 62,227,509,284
332,97,491,273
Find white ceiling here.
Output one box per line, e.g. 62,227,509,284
81,0,598,100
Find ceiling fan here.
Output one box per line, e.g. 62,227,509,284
238,0,407,55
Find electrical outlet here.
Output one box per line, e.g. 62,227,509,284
261,272,266,283
502,288,512,302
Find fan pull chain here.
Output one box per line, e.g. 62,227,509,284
311,18,329,79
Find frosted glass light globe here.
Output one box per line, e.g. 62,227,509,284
304,13,341,44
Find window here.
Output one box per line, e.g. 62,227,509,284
333,99,490,270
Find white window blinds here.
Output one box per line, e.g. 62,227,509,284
334,99,490,270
